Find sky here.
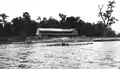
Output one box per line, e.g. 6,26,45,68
0,0,120,33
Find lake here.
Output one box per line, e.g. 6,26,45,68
0,41,120,69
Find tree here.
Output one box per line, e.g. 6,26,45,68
23,12,31,21
27,20,38,36
59,13,66,23
75,16,81,23
41,18,60,28
116,33,120,37
0,13,8,25
66,16,77,28
0,13,12,37
12,17,25,36
104,27,116,37
93,21,105,37
98,0,119,36
37,16,41,23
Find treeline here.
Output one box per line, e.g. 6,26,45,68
0,0,118,38
0,12,117,38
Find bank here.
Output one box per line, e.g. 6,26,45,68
0,36,120,44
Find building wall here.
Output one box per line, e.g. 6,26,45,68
36,28,78,38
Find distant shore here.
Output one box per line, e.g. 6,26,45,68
0,36,120,44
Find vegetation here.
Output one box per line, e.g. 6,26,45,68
0,0,118,39
98,0,119,36
116,33,120,37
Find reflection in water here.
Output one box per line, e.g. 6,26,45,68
0,41,120,69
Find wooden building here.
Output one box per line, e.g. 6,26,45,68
36,28,78,38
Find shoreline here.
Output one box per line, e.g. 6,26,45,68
0,37,120,44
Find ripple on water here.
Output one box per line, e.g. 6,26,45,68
0,41,120,69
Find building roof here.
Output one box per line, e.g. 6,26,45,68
36,28,78,36
37,28,74,32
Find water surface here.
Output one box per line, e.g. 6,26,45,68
0,41,120,69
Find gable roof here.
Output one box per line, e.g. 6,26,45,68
36,28,77,35
37,28,74,32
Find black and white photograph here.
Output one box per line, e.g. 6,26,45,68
0,0,120,69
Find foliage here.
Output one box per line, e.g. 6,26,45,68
12,12,37,37
98,0,118,36
116,33,120,37
0,13,8,24
98,0,118,27
0,1,118,37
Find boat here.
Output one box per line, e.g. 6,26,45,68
47,42,93,46
47,37,93,46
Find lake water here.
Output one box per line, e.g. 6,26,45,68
0,41,120,69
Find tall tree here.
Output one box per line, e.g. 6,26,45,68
98,0,119,36
98,1,118,26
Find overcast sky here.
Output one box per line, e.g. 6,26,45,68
0,0,120,33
